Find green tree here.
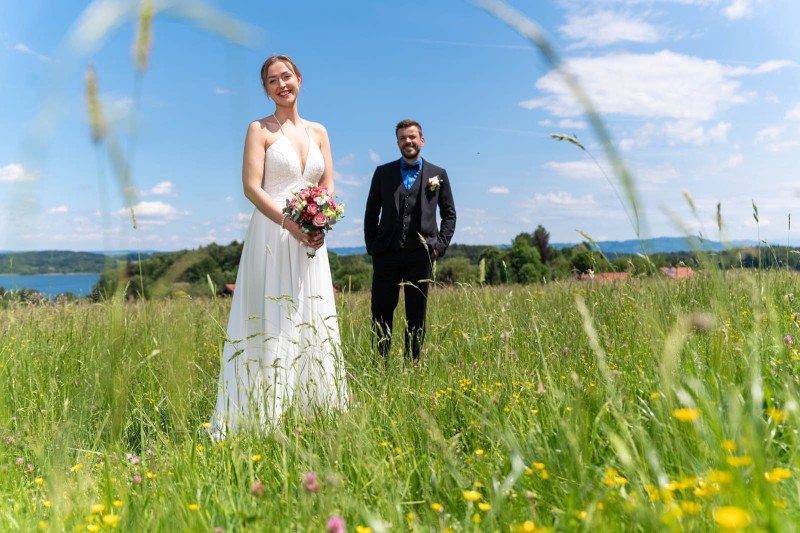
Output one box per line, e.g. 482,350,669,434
479,247,508,285
532,225,552,264
437,257,478,285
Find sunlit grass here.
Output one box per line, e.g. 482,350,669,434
2,271,800,530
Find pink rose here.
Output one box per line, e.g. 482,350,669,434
306,203,318,216
312,212,328,228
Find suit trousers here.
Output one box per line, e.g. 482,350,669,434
371,247,432,359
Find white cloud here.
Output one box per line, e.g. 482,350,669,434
337,153,355,166
47,205,69,214
785,104,800,121
236,212,251,222
369,149,381,163
214,88,230,95
755,125,800,152
129,180,176,197
0,163,34,183
534,191,596,206
544,160,606,180
557,118,587,130
560,11,660,48
661,120,731,145
334,170,363,187
723,0,753,19
488,186,510,194
725,153,744,169
147,181,176,196
520,51,763,120
727,60,795,76
13,42,49,61
117,201,190,226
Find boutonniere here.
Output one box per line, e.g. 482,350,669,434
427,175,442,191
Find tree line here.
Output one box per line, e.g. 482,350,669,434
86,227,800,300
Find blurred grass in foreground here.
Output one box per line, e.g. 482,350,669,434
2,271,800,531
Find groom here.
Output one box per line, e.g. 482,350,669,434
364,119,457,363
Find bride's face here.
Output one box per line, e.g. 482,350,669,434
266,61,301,105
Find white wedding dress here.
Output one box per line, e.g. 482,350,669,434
209,125,348,437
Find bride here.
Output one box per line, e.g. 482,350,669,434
209,55,348,437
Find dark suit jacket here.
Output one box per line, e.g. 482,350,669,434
364,158,456,257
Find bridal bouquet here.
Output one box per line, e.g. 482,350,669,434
282,184,344,257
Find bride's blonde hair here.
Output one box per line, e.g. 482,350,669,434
260,55,302,94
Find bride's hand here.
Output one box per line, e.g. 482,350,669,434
307,229,324,249
285,221,324,249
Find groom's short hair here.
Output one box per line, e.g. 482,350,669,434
396,119,422,136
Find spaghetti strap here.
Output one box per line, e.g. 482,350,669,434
272,114,285,136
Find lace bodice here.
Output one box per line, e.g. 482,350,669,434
263,133,324,203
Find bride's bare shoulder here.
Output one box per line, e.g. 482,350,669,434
246,116,283,148
305,120,329,144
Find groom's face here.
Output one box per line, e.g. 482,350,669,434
397,126,424,161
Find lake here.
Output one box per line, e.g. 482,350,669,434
0,274,100,297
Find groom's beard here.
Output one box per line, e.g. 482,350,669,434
401,143,420,159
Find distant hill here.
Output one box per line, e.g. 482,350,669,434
334,237,761,257
0,237,766,272
0,250,163,274
551,236,759,256
329,246,367,256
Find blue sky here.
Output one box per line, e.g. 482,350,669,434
1,0,798,252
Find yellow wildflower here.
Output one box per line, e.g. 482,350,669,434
202,422,211,429
91,504,105,514
430,502,443,513
722,440,736,452
672,408,701,422
113,500,124,508
712,506,752,530
463,490,481,502
43,501,51,508
681,501,702,514
86,525,100,533
767,408,785,423
145,472,157,479
252,454,262,462
533,462,546,470
478,502,491,511
650,392,661,399
706,470,733,484
519,521,537,533
188,503,199,511
726,455,753,467
102,514,119,526
71,463,83,472
35,478,44,485
764,467,792,483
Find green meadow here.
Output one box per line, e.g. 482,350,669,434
2,270,799,532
